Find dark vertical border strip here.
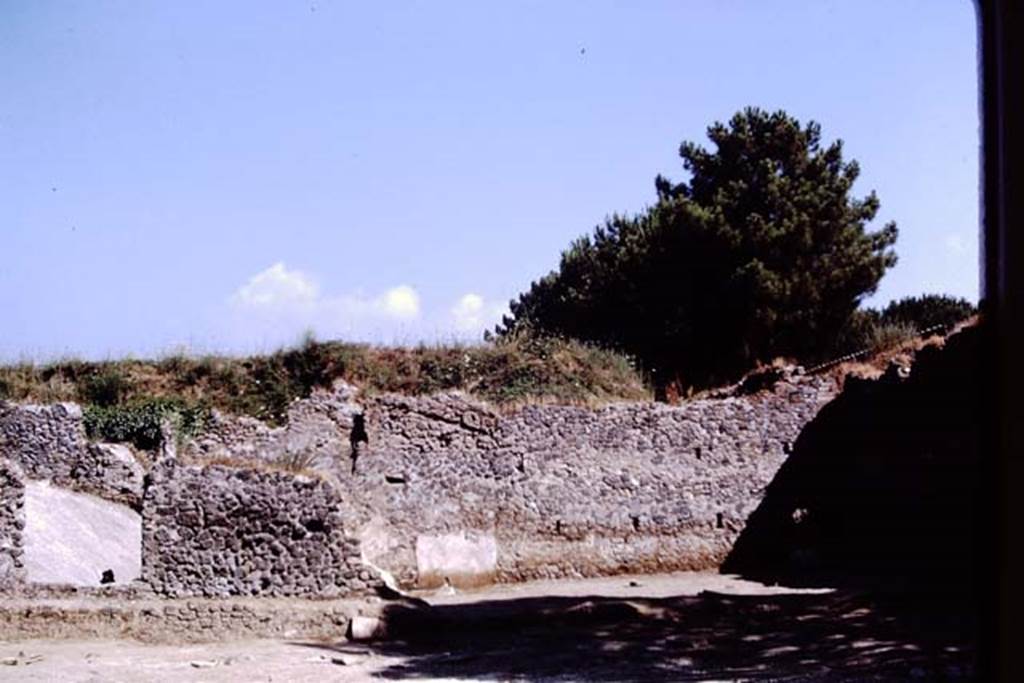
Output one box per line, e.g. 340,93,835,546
978,1,1023,680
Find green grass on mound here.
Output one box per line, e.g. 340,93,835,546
0,335,649,431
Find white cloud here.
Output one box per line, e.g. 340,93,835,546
378,285,420,319
452,293,485,331
321,285,421,322
451,293,506,333
230,262,318,309
226,264,422,347
226,267,512,348
230,264,419,320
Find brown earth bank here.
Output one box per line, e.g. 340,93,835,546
0,572,974,682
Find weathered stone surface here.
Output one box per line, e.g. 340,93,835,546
0,367,840,597
77,443,145,508
0,459,26,589
141,460,383,598
182,380,362,471
171,369,837,589
347,615,385,640
337,369,839,586
0,595,370,643
0,402,144,507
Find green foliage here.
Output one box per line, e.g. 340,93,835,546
2,335,647,431
833,294,977,356
226,339,359,424
499,108,899,390
84,397,211,450
78,366,134,407
0,359,106,404
877,295,976,332
470,332,645,405
866,321,918,353
146,336,358,426
831,309,883,357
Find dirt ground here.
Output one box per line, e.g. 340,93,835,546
0,572,975,682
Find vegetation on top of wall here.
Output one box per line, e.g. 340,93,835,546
0,293,975,440
0,334,649,429
831,294,978,358
83,397,212,451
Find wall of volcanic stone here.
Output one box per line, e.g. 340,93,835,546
343,370,840,587
182,381,362,470
1,367,842,594
141,459,382,598
0,401,144,508
0,458,26,589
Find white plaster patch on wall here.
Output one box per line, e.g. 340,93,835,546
358,516,396,566
22,480,141,586
415,531,498,588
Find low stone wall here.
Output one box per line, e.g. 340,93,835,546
0,402,144,508
0,459,25,588
0,595,373,643
142,460,382,598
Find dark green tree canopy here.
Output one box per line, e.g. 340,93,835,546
876,294,976,332
499,108,899,390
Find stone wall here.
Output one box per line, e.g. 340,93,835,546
1,367,841,595
0,402,144,508
342,370,838,587
142,459,382,598
182,382,362,469
0,459,25,588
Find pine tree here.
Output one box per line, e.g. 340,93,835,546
499,108,899,393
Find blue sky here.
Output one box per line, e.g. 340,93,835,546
1,1,979,361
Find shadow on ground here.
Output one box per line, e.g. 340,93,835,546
294,588,973,681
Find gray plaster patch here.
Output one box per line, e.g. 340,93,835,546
22,480,141,586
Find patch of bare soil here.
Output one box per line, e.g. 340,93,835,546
0,572,974,682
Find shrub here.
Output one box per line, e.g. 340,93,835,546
878,295,976,333
866,322,918,353
830,294,977,360
78,366,133,407
272,434,322,473
84,397,211,450
469,333,647,405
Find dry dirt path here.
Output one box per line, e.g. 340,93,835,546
0,572,973,682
